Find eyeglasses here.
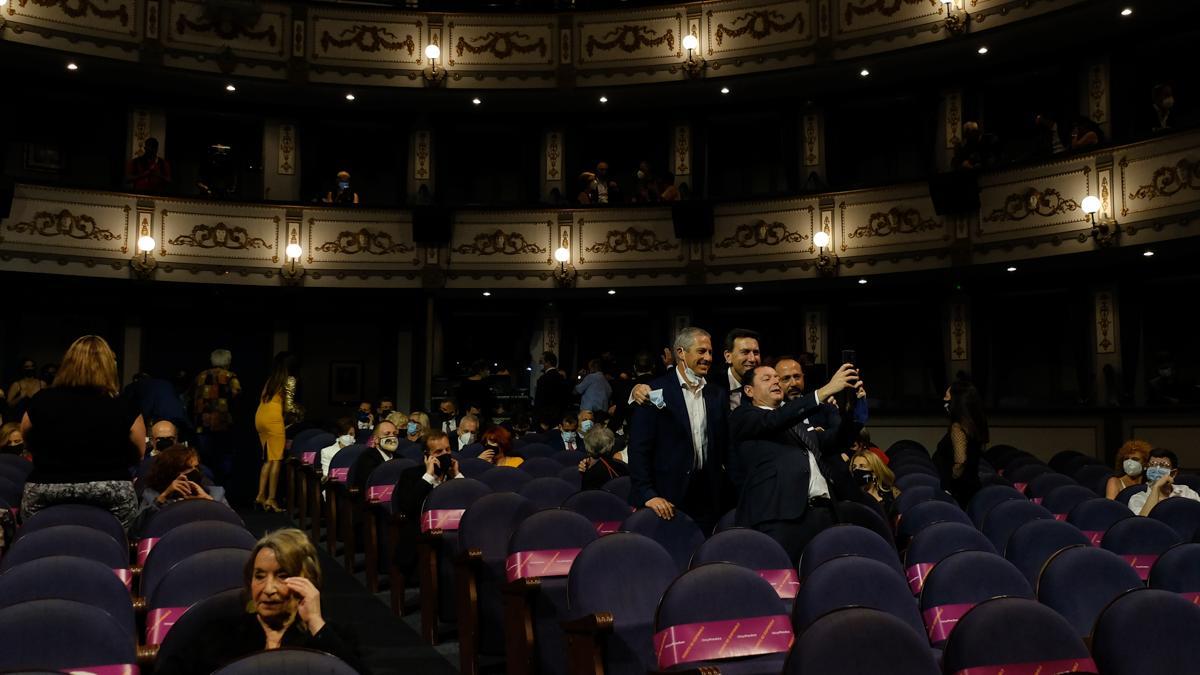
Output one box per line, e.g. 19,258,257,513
1147,461,1174,469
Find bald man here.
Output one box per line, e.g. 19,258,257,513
149,420,180,456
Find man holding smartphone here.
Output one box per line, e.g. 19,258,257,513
324,170,360,205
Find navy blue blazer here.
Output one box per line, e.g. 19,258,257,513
627,370,728,507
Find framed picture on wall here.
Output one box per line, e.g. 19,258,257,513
329,361,363,405
24,143,64,172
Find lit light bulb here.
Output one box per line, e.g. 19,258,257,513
225,83,237,92
425,44,441,61
1121,8,1133,17
607,289,616,296
734,285,744,292
482,291,492,297
345,93,356,101
859,68,870,78
720,87,730,95
554,247,570,263
286,243,302,260
977,46,989,55
682,34,699,52
472,97,482,105
813,231,830,249
599,96,609,104
1081,195,1102,215
66,62,79,71
138,234,156,253
858,278,868,285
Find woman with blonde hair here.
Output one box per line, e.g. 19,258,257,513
20,336,145,527
254,352,302,512
0,422,25,456
850,448,901,513
156,528,363,675
1106,439,1151,500
405,411,431,443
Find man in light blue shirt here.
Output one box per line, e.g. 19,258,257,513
575,358,612,413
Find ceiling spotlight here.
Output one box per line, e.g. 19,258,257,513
734,285,744,292
977,46,989,55
607,289,616,296
720,87,730,95
482,291,492,297
599,96,609,104
859,68,870,78
66,62,78,71
345,93,356,101
225,83,237,92
858,278,868,285
1143,250,1155,257
472,97,481,105
1121,7,1133,17
1006,266,1017,272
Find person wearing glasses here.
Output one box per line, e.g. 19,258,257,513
1129,448,1199,516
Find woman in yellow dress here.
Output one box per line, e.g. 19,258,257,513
255,352,301,511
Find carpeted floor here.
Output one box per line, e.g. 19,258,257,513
240,510,459,675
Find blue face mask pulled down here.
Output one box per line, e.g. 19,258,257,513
407,422,420,436
1146,466,1172,483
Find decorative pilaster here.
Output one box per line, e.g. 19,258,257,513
262,121,300,202
804,308,827,365
947,298,971,379
541,130,565,203
409,129,434,203
128,108,167,161
1093,288,1121,405
938,89,963,172
801,109,826,189
1084,59,1111,141
672,123,693,195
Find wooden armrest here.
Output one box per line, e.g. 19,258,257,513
503,577,543,674
503,577,543,595
132,596,147,612
136,643,159,669
563,612,615,675
562,612,615,635
455,548,485,674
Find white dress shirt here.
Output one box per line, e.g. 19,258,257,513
422,471,465,486
756,399,829,499
727,368,743,410
1128,484,1200,514
676,368,708,470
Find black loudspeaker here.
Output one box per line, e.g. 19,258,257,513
671,201,714,240
412,205,452,245
0,178,13,219
928,171,980,216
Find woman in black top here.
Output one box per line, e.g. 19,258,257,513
932,379,988,507
156,528,365,675
21,336,145,527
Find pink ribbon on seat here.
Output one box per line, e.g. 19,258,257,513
505,548,582,582
328,467,349,483
112,568,132,591
654,614,793,670
367,485,394,504
145,606,188,645
1081,530,1104,546
420,508,465,533
67,664,140,675
1118,554,1157,580
593,520,622,535
952,657,1097,674
906,562,936,595
301,451,316,465
922,602,974,643
136,537,160,566
756,569,799,599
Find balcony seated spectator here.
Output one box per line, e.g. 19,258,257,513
126,137,172,194
324,171,359,206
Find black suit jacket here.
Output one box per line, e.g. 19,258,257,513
627,370,727,508
393,464,436,575
350,448,388,494
729,395,866,528
533,369,571,423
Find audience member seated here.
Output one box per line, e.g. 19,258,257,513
375,397,395,422
504,411,533,440
953,121,1000,170
320,417,357,478
1130,448,1200,516
383,411,409,434
1069,115,1104,150
125,137,172,193
351,420,400,493
436,399,458,434
135,445,226,528
393,431,465,576
405,411,431,443
549,411,581,452
480,425,522,467
632,161,660,203
850,428,888,465
323,171,359,206
455,414,480,452
578,161,620,205
0,422,25,456
850,448,900,513
356,402,375,435
1150,84,1176,134
575,359,612,413
1106,439,1150,500
155,528,363,675
148,419,181,457
6,357,45,422
20,336,144,528
578,426,628,491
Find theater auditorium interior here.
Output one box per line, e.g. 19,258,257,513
2,0,1200,673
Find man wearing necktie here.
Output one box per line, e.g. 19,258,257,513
628,327,729,532
720,328,762,410
729,362,864,564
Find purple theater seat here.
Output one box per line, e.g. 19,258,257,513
556,464,583,489
414,477,492,640
893,485,956,516
140,520,256,601
1037,546,1143,639
655,563,791,673
550,450,586,467
155,588,243,668
0,454,33,479
1008,463,1053,491
620,508,704,573
478,466,535,493
0,599,136,672
885,440,929,462
15,503,127,549
565,533,677,675
794,555,923,639
504,509,598,675
1,525,127,574
783,607,939,675
903,522,995,596
327,443,368,485
799,524,902,581
1025,472,1077,501
713,508,737,534
942,597,1093,674
1004,518,1090,588
562,489,633,536
457,456,494,479
981,499,1053,555
0,556,135,635
1041,484,1097,519
602,475,631,502
1100,516,1182,580
519,443,556,459
691,528,796,602
919,551,1033,646
966,485,1025,528
1149,496,1200,542
144,548,247,646
1114,483,1146,506
1067,497,1133,547
518,477,578,510
214,648,358,675
895,473,942,492
519,457,564,479
362,458,417,511
1073,464,1114,496
897,499,971,543
1092,589,1200,675
1149,542,1200,594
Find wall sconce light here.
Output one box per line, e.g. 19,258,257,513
940,0,969,35
130,223,157,278
281,231,305,284
553,243,577,287
1082,194,1118,246
812,229,838,276
423,42,446,87
681,33,706,79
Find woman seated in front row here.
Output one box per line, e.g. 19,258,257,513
578,426,628,491
850,448,901,514
156,528,365,675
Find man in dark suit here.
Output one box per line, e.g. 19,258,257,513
776,356,843,450
729,362,865,564
628,326,728,532
350,420,400,494
546,410,581,452
713,328,762,410
393,430,464,576
533,351,571,429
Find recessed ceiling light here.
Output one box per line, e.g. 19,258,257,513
472,97,481,105
225,84,236,92
720,87,730,95
1121,7,1133,17
599,96,608,104
1143,250,1155,257
607,289,616,295
734,285,744,292
858,278,868,285
977,46,989,55
859,68,870,78
482,291,492,297
66,62,78,71
345,93,356,101
1006,266,1017,272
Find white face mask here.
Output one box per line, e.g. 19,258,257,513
459,432,474,445
1123,459,1144,477
682,365,702,387
379,436,400,453
338,434,355,447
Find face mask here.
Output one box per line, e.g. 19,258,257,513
579,419,594,434
459,432,474,445
1122,459,1143,477
1146,466,1172,483
636,170,645,180
154,437,176,452
852,468,874,486
561,430,576,444
337,434,355,447
435,454,453,476
407,422,420,436
379,436,400,453
682,366,702,387
6,443,24,454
